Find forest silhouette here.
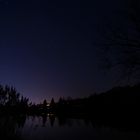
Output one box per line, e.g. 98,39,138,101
0,84,140,130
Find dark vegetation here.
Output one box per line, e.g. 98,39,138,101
0,85,28,114
0,84,140,130
96,0,140,81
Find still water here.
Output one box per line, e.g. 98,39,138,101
1,115,140,140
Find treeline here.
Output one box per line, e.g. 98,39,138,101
28,84,140,116
0,85,29,114
1,84,140,129
1,84,140,117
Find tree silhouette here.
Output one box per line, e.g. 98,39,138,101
43,99,47,107
50,98,55,107
0,85,7,106
98,0,140,81
19,96,29,109
42,99,47,112
0,85,29,113
49,98,55,112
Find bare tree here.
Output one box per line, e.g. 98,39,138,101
98,0,140,81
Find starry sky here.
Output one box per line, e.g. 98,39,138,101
0,0,128,103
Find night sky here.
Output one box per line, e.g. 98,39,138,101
0,0,128,103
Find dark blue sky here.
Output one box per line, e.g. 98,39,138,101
0,0,127,103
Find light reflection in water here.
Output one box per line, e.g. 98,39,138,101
18,115,140,140
0,115,140,140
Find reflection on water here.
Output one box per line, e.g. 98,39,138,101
0,115,140,140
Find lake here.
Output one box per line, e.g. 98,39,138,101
1,115,140,140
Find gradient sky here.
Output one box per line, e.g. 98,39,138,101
0,0,128,103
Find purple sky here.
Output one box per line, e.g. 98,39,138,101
0,0,129,103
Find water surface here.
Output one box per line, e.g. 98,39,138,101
15,115,140,140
